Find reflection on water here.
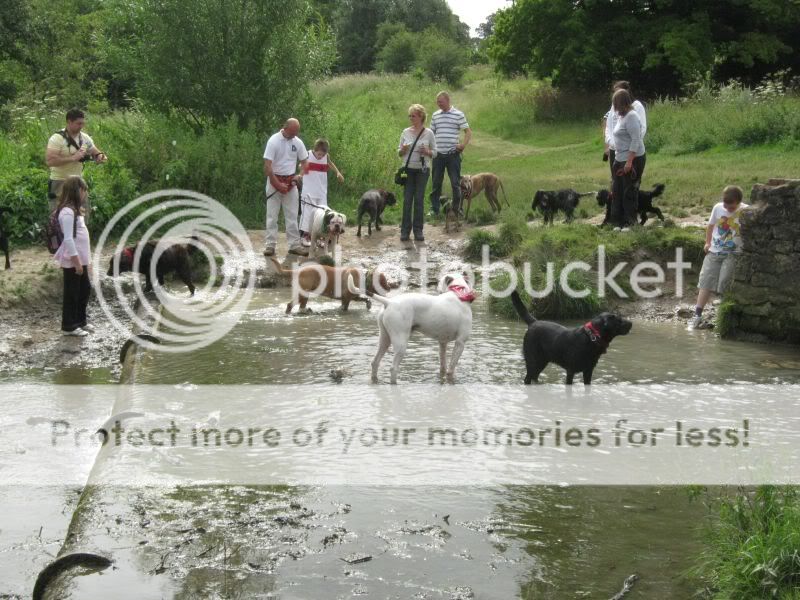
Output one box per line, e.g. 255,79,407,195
8,289,800,597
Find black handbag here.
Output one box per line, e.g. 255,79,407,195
394,128,425,186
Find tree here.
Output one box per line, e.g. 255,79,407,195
103,0,335,130
375,24,417,73
488,0,800,94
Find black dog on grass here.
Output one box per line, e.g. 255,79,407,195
531,189,594,224
597,183,666,226
0,206,12,269
510,290,632,384
107,239,197,295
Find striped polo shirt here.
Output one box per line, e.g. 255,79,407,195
430,107,469,154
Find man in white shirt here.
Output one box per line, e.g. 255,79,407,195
263,118,309,257
429,91,472,216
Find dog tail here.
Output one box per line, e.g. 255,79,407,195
499,179,510,207
650,183,666,198
510,290,536,325
268,257,294,275
577,191,595,198
347,273,390,305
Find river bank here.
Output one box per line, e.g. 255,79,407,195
0,219,725,379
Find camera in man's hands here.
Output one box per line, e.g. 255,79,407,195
79,153,95,163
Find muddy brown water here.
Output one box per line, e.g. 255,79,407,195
3,289,800,598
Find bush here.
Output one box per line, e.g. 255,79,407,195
464,229,502,261
488,267,605,321
417,32,468,86
376,30,417,74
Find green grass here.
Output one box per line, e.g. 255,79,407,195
693,486,800,599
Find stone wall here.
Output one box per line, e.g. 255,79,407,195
727,179,800,344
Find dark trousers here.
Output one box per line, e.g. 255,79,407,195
62,267,90,332
401,168,429,239
611,154,646,227
430,151,462,214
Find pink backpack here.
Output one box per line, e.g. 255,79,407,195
45,207,77,254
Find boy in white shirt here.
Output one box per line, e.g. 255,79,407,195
690,185,749,329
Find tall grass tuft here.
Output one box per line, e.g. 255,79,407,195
693,486,800,599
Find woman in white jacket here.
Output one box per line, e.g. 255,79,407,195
603,80,647,180
53,176,93,336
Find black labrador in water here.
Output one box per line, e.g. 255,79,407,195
0,206,11,269
597,183,666,226
510,290,632,384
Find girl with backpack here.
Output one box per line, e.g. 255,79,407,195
53,176,93,337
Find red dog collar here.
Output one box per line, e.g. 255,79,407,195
448,284,476,303
123,247,134,260
583,322,608,352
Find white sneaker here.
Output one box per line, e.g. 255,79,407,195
82,324,96,333
620,227,630,232
63,328,88,337
688,315,702,330
613,226,621,232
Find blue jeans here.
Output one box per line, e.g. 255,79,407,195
402,168,429,239
429,151,462,214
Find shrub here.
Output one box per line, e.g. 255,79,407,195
376,30,417,74
488,266,605,321
464,229,502,261
417,32,468,86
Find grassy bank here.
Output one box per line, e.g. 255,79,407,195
470,220,705,319
1,67,798,246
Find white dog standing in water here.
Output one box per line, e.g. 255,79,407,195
309,207,346,257
349,273,475,384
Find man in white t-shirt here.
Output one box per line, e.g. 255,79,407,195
689,185,749,330
45,108,107,216
263,118,309,257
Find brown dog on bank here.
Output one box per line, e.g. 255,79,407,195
460,173,509,219
270,257,389,313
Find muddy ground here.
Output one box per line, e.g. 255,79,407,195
0,221,707,378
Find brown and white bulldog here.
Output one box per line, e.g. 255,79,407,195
270,257,388,313
309,207,346,257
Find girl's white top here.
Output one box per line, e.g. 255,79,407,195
54,207,90,268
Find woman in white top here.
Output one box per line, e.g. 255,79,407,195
53,176,93,336
299,138,344,247
603,80,647,180
397,104,436,241
610,89,646,229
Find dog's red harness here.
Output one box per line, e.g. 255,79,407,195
583,322,608,353
448,284,476,303
122,247,134,261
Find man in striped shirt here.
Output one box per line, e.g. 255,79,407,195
429,91,472,216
